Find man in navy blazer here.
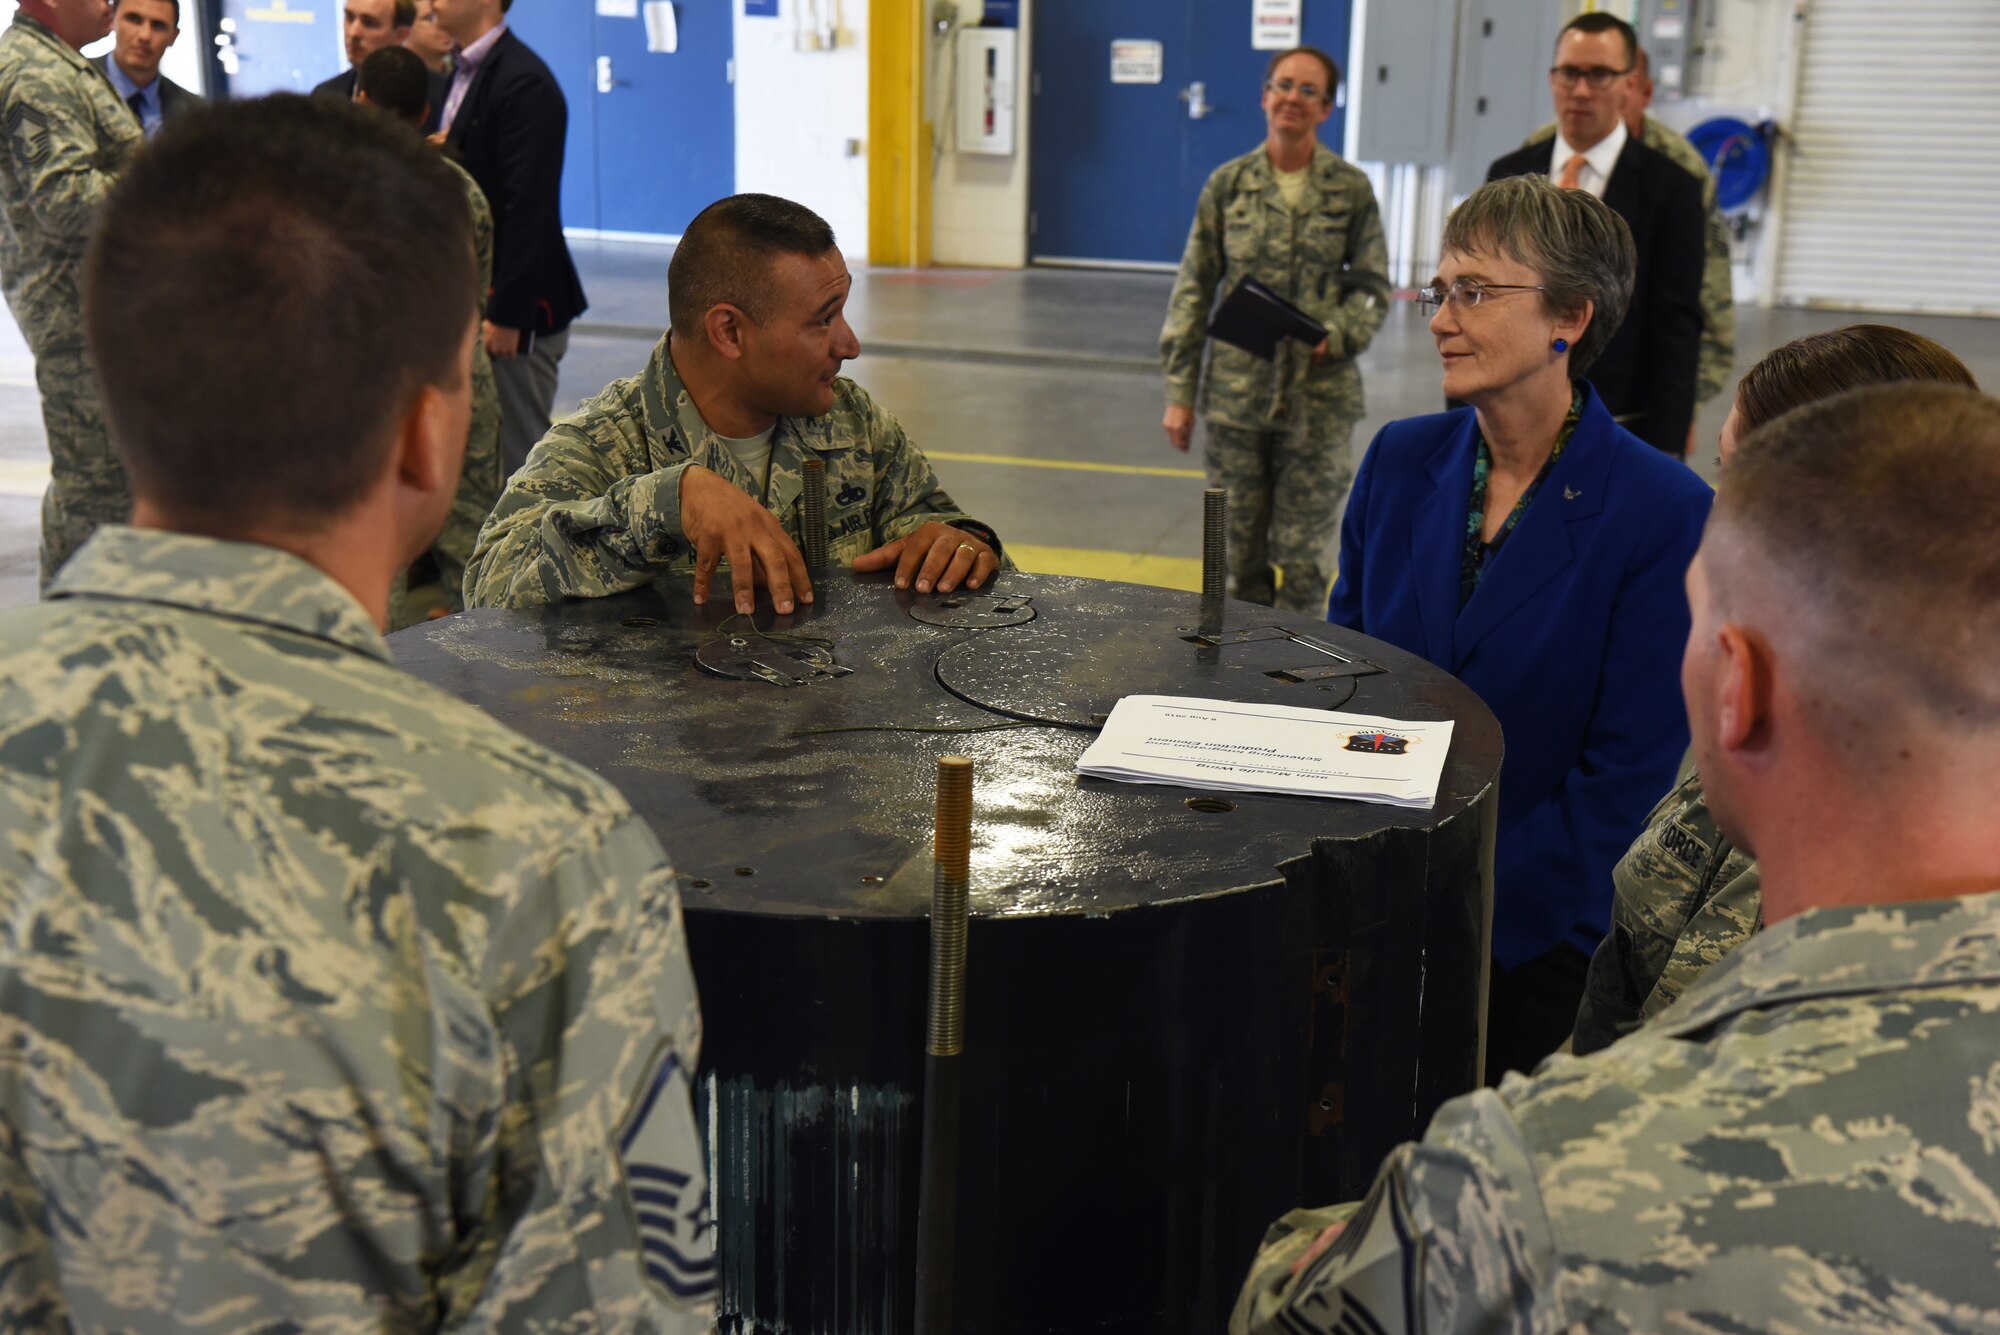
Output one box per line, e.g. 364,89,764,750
1487,14,1704,456
435,0,588,478
1329,383,1710,1078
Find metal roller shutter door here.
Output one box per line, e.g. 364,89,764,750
1775,0,2000,315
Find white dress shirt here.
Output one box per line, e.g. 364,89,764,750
1548,117,1628,199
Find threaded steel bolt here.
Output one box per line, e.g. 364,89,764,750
927,756,973,1058
802,457,830,573
1202,487,1228,600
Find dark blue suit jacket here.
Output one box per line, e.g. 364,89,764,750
1327,384,1712,967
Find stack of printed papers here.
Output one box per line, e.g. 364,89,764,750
1076,695,1455,809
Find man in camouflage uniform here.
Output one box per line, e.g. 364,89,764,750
0,97,714,1329
1529,45,1736,414
1161,47,1391,614
0,0,143,586
1231,382,2000,1333
1569,767,1760,1054
356,45,502,627
466,192,1005,616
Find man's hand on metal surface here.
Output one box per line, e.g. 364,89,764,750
1163,402,1195,452
1310,336,1331,365
679,464,814,615
853,522,997,594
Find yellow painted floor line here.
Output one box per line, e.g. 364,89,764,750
926,449,1202,480
0,459,48,498
1008,543,1204,592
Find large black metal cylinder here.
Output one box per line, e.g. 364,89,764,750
392,572,1501,1334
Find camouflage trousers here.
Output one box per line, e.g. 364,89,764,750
388,346,502,631
35,344,130,588
1204,416,1356,615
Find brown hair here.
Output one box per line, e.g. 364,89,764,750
1440,174,1635,375
1735,324,1977,435
1719,384,2000,727
1558,12,1638,67
1265,46,1339,102
669,193,838,340
84,95,476,530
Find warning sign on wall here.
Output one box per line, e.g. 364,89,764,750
1110,39,1164,85
1252,0,1301,51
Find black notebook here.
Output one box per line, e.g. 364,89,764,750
1205,276,1327,361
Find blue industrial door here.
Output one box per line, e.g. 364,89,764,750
594,6,735,235
509,2,735,237
215,0,340,96
1031,0,1352,266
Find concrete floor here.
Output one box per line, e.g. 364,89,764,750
4,240,1999,610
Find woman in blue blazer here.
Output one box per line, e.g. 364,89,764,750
1326,177,1712,1080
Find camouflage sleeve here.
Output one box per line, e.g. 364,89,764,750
1571,778,1696,1055
466,169,495,304
1328,185,1391,360
1161,164,1230,408
1232,1091,1556,1335
1640,853,1760,1022
461,417,694,609
858,392,982,548
1,67,120,246
1694,195,1735,405
447,809,713,1329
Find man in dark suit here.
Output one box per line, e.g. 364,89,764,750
434,0,588,476
311,0,446,133
96,0,203,139
1487,13,1704,456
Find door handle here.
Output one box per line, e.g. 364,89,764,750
596,55,631,93
1180,81,1212,120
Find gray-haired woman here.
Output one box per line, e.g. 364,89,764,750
1325,175,1714,1082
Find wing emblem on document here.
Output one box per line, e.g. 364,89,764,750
1276,1174,1421,1335
617,1050,718,1304
1343,731,1412,755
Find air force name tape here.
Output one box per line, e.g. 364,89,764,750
617,1049,718,1305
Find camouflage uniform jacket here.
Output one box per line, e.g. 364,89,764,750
1233,889,2000,1335
1530,114,1735,403
0,527,715,1330
464,333,994,608
1161,142,1391,431
0,14,141,356
1571,768,1761,1055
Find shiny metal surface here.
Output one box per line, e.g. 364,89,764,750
393,571,1500,920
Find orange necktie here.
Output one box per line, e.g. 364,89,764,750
1559,154,1587,190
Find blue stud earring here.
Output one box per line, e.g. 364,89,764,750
1552,338,1570,353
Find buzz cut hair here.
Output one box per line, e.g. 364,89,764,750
668,193,838,341
84,94,477,531
1558,11,1638,67
1716,384,2000,731
355,44,431,125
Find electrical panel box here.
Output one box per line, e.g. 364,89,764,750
1636,0,1700,97
1449,0,1569,196
956,27,1017,156
1353,0,1460,165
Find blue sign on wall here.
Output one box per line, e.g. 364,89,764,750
981,0,1019,26
744,0,778,15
